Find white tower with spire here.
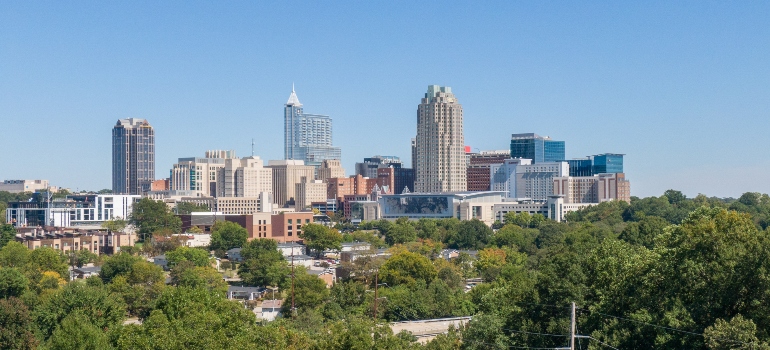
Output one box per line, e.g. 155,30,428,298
283,85,342,168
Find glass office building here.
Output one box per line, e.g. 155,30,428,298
284,87,342,167
567,154,624,176
592,154,624,174
112,118,154,195
510,133,565,163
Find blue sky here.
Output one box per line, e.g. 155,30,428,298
1,1,769,198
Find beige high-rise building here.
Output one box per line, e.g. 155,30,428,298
267,160,315,207
295,180,327,210
170,150,237,197
553,172,631,204
316,159,346,182
414,85,466,192
216,156,273,198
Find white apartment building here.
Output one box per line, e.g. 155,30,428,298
490,159,569,201
0,180,50,193
6,194,140,228
217,156,273,198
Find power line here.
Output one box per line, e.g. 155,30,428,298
578,307,760,347
503,328,570,338
587,336,620,350
463,339,570,349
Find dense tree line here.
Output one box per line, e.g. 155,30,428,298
4,191,770,349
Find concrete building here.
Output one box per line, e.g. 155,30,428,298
490,159,569,201
112,118,154,195
466,150,510,191
295,180,327,211
0,180,50,193
270,211,315,243
267,160,315,207
553,172,631,204
316,159,346,182
492,196,596,222
170,150,237,197
510,133,565,164
172,233,212,247
216,156,273,198
284,86,342,167
414,85,467,192
6,193,140,228
378,191,505,225
355,156,402,179
214,193,272,215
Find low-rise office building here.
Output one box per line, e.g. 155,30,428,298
6,193,140,229
0,179,51,193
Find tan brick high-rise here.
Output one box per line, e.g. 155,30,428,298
414,85,466,192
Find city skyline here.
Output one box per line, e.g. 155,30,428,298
2,2,769,198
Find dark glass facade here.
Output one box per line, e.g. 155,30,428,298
592,154,624,174
510,133,565,163
567,159,593,177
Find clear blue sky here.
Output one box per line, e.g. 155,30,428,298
1,1,769,198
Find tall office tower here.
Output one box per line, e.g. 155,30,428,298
510,133,565,163
267,160,316,207
112,118,155,195
216,156,273,198
414,85,466,192
284,86,342,167
170,150,238,197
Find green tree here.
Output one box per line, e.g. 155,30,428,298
73,249,98,267
0,241,30,268
42,311,113,350
704,315,770,350
379,250,436,286
34,282,126,340
0,297,38,350
165,246,210,268
385,218,417,245
130,198,182,240
100,252,144,283
300,223,343,257
448,219,492,249
28,247,68,278
0,224,17,249
101,218,127,233
175,202,210,215
0,267,29,298
209,221,248,251
238,239,289,287
170,263,227,294
282,267,329,312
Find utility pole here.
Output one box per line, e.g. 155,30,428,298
373,273,379,320
570,302,576,350
291,244,296,318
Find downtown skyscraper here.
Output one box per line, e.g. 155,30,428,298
284,86,341,168
414,85,466,192
112,118,154,195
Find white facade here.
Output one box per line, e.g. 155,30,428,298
0,180,50,193
215,193,272,215
490,159,569,201
7,194,140,228
173,233,212,247
492,196,595,223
